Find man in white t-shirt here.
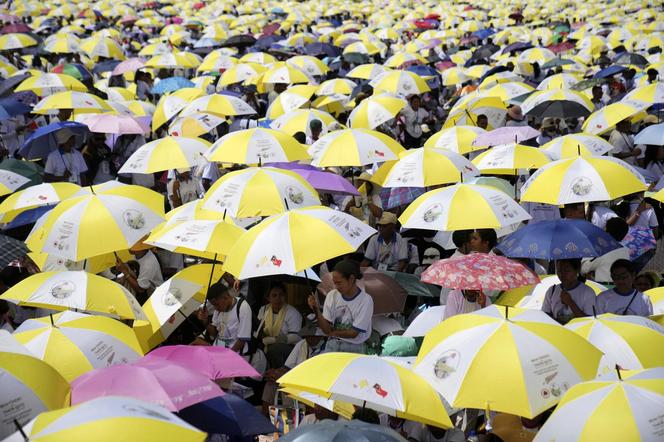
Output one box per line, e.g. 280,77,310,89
362,212,409,272
609,120,639,165
197,282,253,354
595,259,654,316
115,245,164,304
44,129,89,185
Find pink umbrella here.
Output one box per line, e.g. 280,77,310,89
472,126,541,147
112,57,146,76
143,345,260,380
71,359,224,411
80,114,150,135
421,252,539,291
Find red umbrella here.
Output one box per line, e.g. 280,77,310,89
421,253,539,291
0,23,31,34
193,2,205,9
262,23,280,36
547,41,575,54
317,268,407,315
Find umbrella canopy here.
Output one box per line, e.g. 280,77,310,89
32,91,111,115
399,183,531,231
13,311,143,382
278,352,452,428
9,396,206,442
497,219,624,260
424,126,487,154
472,126,541,147
0,330,70,440
347,93,406,129
370,70,430,96
520,156,647,204
151,77,195,95
280,419,405,442
119,137,210,174
0,270,147,321
0,233,28,269
15,73,87,95
581,99,649,135
533,368,664,442
471,143,551,174
266,84,317,119
223,206,376,279
403,306,447,337
144,345,259,380
79,114,150,135
146,218,244,258
308,128,405,167
0,96,31,118
205,128,309,165
71,359,224,411
421,253,539,291
0,168,30,196
287,168,359,195
270,109,338,137
634,122,664,146
180,94,256,118
19,121,90,160
414,305,602,418
522,88,594,118
540,133,615,159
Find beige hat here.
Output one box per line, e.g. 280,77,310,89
55,128,75,144
357,171,373,182
377,211,398,225
507,105,524,121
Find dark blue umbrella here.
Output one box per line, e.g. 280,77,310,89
92,60,121,74
0,73,30,97
151,77,195,95
1,205,53,230
501,42,533,55
0,233,28,269
281,420,404,442
253,34,285,50
9,91,39,106
177,395,275,437
497,219,623,260
406,65,441,89
0,98,31,119
19,121,89,160
473,28,495,40
594,65,627,78
303,42,341,57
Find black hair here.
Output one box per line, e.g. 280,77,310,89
643,145,663,168
0,299,9,316
206,281,230,301
605,217,629,242
452,229,472,249
610,259,635,276
635,273,656,289
267,282,287,296
556,258,586,282
351,407,380,424
292,131,306,144
332,259,363,280
474,228,497,250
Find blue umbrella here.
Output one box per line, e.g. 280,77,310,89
253,35,285,50
634,122,664,145
92,60,121,74
497,219,623,260
473,28,495,40
0,98,31,119
594,65,627,79
150,77,195,95
1,205,54,230
406,65,441,89
19,121,89,160
380,186,426,210
177,395,275,438
303,42,341,57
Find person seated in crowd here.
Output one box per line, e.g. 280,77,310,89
308,260,373,354
595,259,654,316
196,282,253,353
361,212,409,272
414,247,441,276
257,282,302,369
543,259,596,324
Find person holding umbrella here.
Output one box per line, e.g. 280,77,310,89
43,129,89,186
542,259,596,324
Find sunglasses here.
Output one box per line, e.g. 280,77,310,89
423,255,439,260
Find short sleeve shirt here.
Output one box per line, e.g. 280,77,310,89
322,289,373,344
212,298,253,349
363,232,409,270
44,149,88,184
595,289,654,317
542,283,596,323
257,304,303,338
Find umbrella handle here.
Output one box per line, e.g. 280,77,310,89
13,419,27,441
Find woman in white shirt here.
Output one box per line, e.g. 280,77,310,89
257,282,302,369
542,259,596,324
308,260,374,354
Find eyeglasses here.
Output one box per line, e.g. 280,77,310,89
423,255,439,260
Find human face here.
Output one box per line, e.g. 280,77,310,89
267,288,286,311
377,222,395,240
477,116,488,130
469,232,488,253
634,275,653,293
556,261,578,289
209,293,233,312
332,270,356,296
611,267,634,293
462,290,480,302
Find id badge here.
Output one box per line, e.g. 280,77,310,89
377,263,388,271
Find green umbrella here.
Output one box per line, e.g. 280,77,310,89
0,158,43,190
542,58,575,69
382,271,440,298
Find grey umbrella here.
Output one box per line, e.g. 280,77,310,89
281,419,407,442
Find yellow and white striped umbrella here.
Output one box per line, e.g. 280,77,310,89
15,73,87,95
261,62,311,84
424,126,488,154
0,33,37,50
270,109,338,136
146,217,245,258
138,42,171,57
533,368,664,442
0,270,147,321
384,52,428,68
346,63,391,80
540,133,614,160
285,32,316,47
145,52,200,69
373,148,479,188
343,41,382,55
266,84,318,120
441,67,471,86
134,264,225,352
582,99,650,135
309,128,405,167
399,183,531,230
0,169,30,197
179,94,256,118
645,288,664,315
348,93,406,129
239,51,276,64
201,167,320,217
205,128,309,165
197,53,237,73
168,112,226,137
370,70,430,96
0,182,80,222
13,311,144,382
286,55,329,77
223,206,376,279
472,143,551,174
478,72,523,90
444,94,507,129
32,91,111,113
624,82,664,105
566,314,664,376
517,47,556,64
43,36,81,54
105,87,135,102
521,156,647,204
152,87,205,130
217,62,265,87
118,136,210,174
0,331,70,440
11,396,206,442
26,182,165,261
414,305,602,418
316,78,356,96
80,36,125,60
485,81,534,101
125,100,156,117
536,73,582,90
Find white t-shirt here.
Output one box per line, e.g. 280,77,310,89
322,289,373,344
595,289,654,317
44,149,88,184
521,202,561,223
211,298,253,350
581,247,631,283
364,232,409,271
167,177,200,209
135,250,164,291
590,205,618,230
628,201,658,228
609,130,636,165
257,304,303,338
284,338,326,369
542,282,596,323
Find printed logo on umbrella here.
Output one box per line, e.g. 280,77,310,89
50,280,76,299
286,186,304,204
570,176,593,196
434,350,460,379
256,255,283,268
162,288,183,307
422,203,443,223
123,209,146,230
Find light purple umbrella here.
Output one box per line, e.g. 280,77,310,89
143,345,260,380
472,126,540,146
112,57,146,76
71,359,224,411
293,169,360,195
79,114,150,135
265,161,318,171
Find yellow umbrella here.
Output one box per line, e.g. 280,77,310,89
270,108,338,136
32,91,111,114
371,70,430,96
582,100,650,135
266,84,318,120
15,73,87,95
424,126,487,154
471,143,551,175
0,33,38,50
287,55,329,77
347,93,406,129
261,62,311,84
204,128,309,165
308,128,405,167
152,87,205,131
217,62,266,87
27,249,134,275
346,63,391,80
118,136,210,173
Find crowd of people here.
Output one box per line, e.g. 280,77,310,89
0,0,663,441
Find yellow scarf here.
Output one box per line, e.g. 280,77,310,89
264,305,287,338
